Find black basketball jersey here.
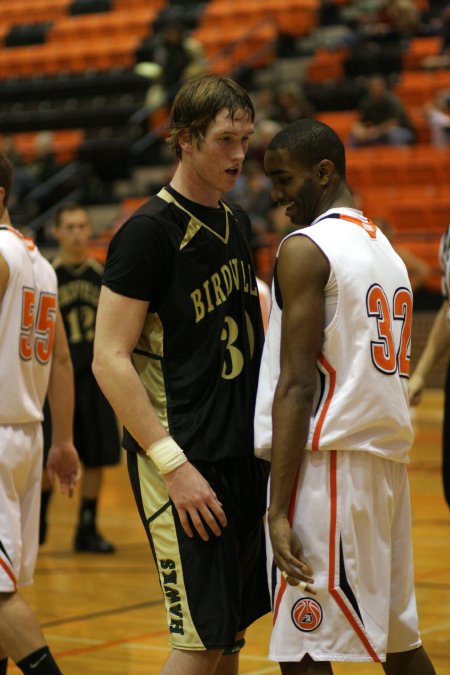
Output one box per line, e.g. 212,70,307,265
52,257,103,373
103,186,264,463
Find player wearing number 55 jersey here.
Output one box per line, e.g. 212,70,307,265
254,120,435,674
0,152,80,675
93,75,270,675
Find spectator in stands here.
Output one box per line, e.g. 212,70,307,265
374,217,433,292
253,88,280,123
341,0,420,42
227,160,273,235
425,90,450,146
377,0,421,39
0,136,35,209
135,22,205,110
271,83,315,126
422,3,450,70
248,119,283,165
28,132,59,185
349,75,415,146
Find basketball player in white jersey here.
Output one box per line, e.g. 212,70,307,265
254,120,436,674
0,153,80,675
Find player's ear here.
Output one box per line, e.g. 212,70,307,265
179,129,192,154
316,160,334,185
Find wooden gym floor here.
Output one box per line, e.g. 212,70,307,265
18,389,450,674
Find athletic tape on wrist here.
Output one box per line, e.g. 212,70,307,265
145,436,187,474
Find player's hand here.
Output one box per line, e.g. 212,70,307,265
46,442,81,497
268,512,315,594
408,373,425,406
164,461,227,541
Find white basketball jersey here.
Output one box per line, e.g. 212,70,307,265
0,225,57,424
255,208,413,463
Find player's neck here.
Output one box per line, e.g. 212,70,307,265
58,251,87,266
170,166,222,209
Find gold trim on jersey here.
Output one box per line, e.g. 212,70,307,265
136,453,204,649
132,312,169,431
158,187,230,245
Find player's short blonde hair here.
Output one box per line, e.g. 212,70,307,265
167,73,255,160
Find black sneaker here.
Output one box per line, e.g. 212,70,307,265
74,529,115,553
39,519,47,546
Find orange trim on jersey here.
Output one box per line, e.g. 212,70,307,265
339,214,377,240
312,353,336,451
0,224,35,251
327,451,381,663
272,575,286,625
272,468,300,626
0,556,17,589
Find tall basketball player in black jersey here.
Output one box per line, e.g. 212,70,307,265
93,74,270,674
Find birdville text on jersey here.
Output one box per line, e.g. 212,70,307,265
190,257,258,324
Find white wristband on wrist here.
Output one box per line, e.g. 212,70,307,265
145,436,187,474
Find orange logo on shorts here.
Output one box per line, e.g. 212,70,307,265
291,598,323,632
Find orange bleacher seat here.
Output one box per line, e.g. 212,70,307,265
0,0,69,24
277,0,319,37
368,151,409,187
402,36,441,70
52,129,85,163
0,130,84,164
348,145,449,190
399,238,441,292
357,187,395,221
388,193,450,235
194,20,276,69
306,48,348,83
430,197,450,232
316,110,357,143
207,53,239,76
199,0,318,38
396,70,450,107
49,6,158,42
346,151,373,190
388,199,433,233
408,107,431,144
0,30,141,78
199,0,238,25
113,0,165,7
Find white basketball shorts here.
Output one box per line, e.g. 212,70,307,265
0,423,43,591
266,449,422,663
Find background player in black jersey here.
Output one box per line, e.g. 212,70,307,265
93,74,270,674
40,204,121,553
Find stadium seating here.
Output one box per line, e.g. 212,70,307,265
0,129,84,164
0,0,445,301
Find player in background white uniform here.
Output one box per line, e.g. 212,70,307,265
254,120,435,675
0,153,80,675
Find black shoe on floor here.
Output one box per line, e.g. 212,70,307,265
39,519,47,546
74,529,116,553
